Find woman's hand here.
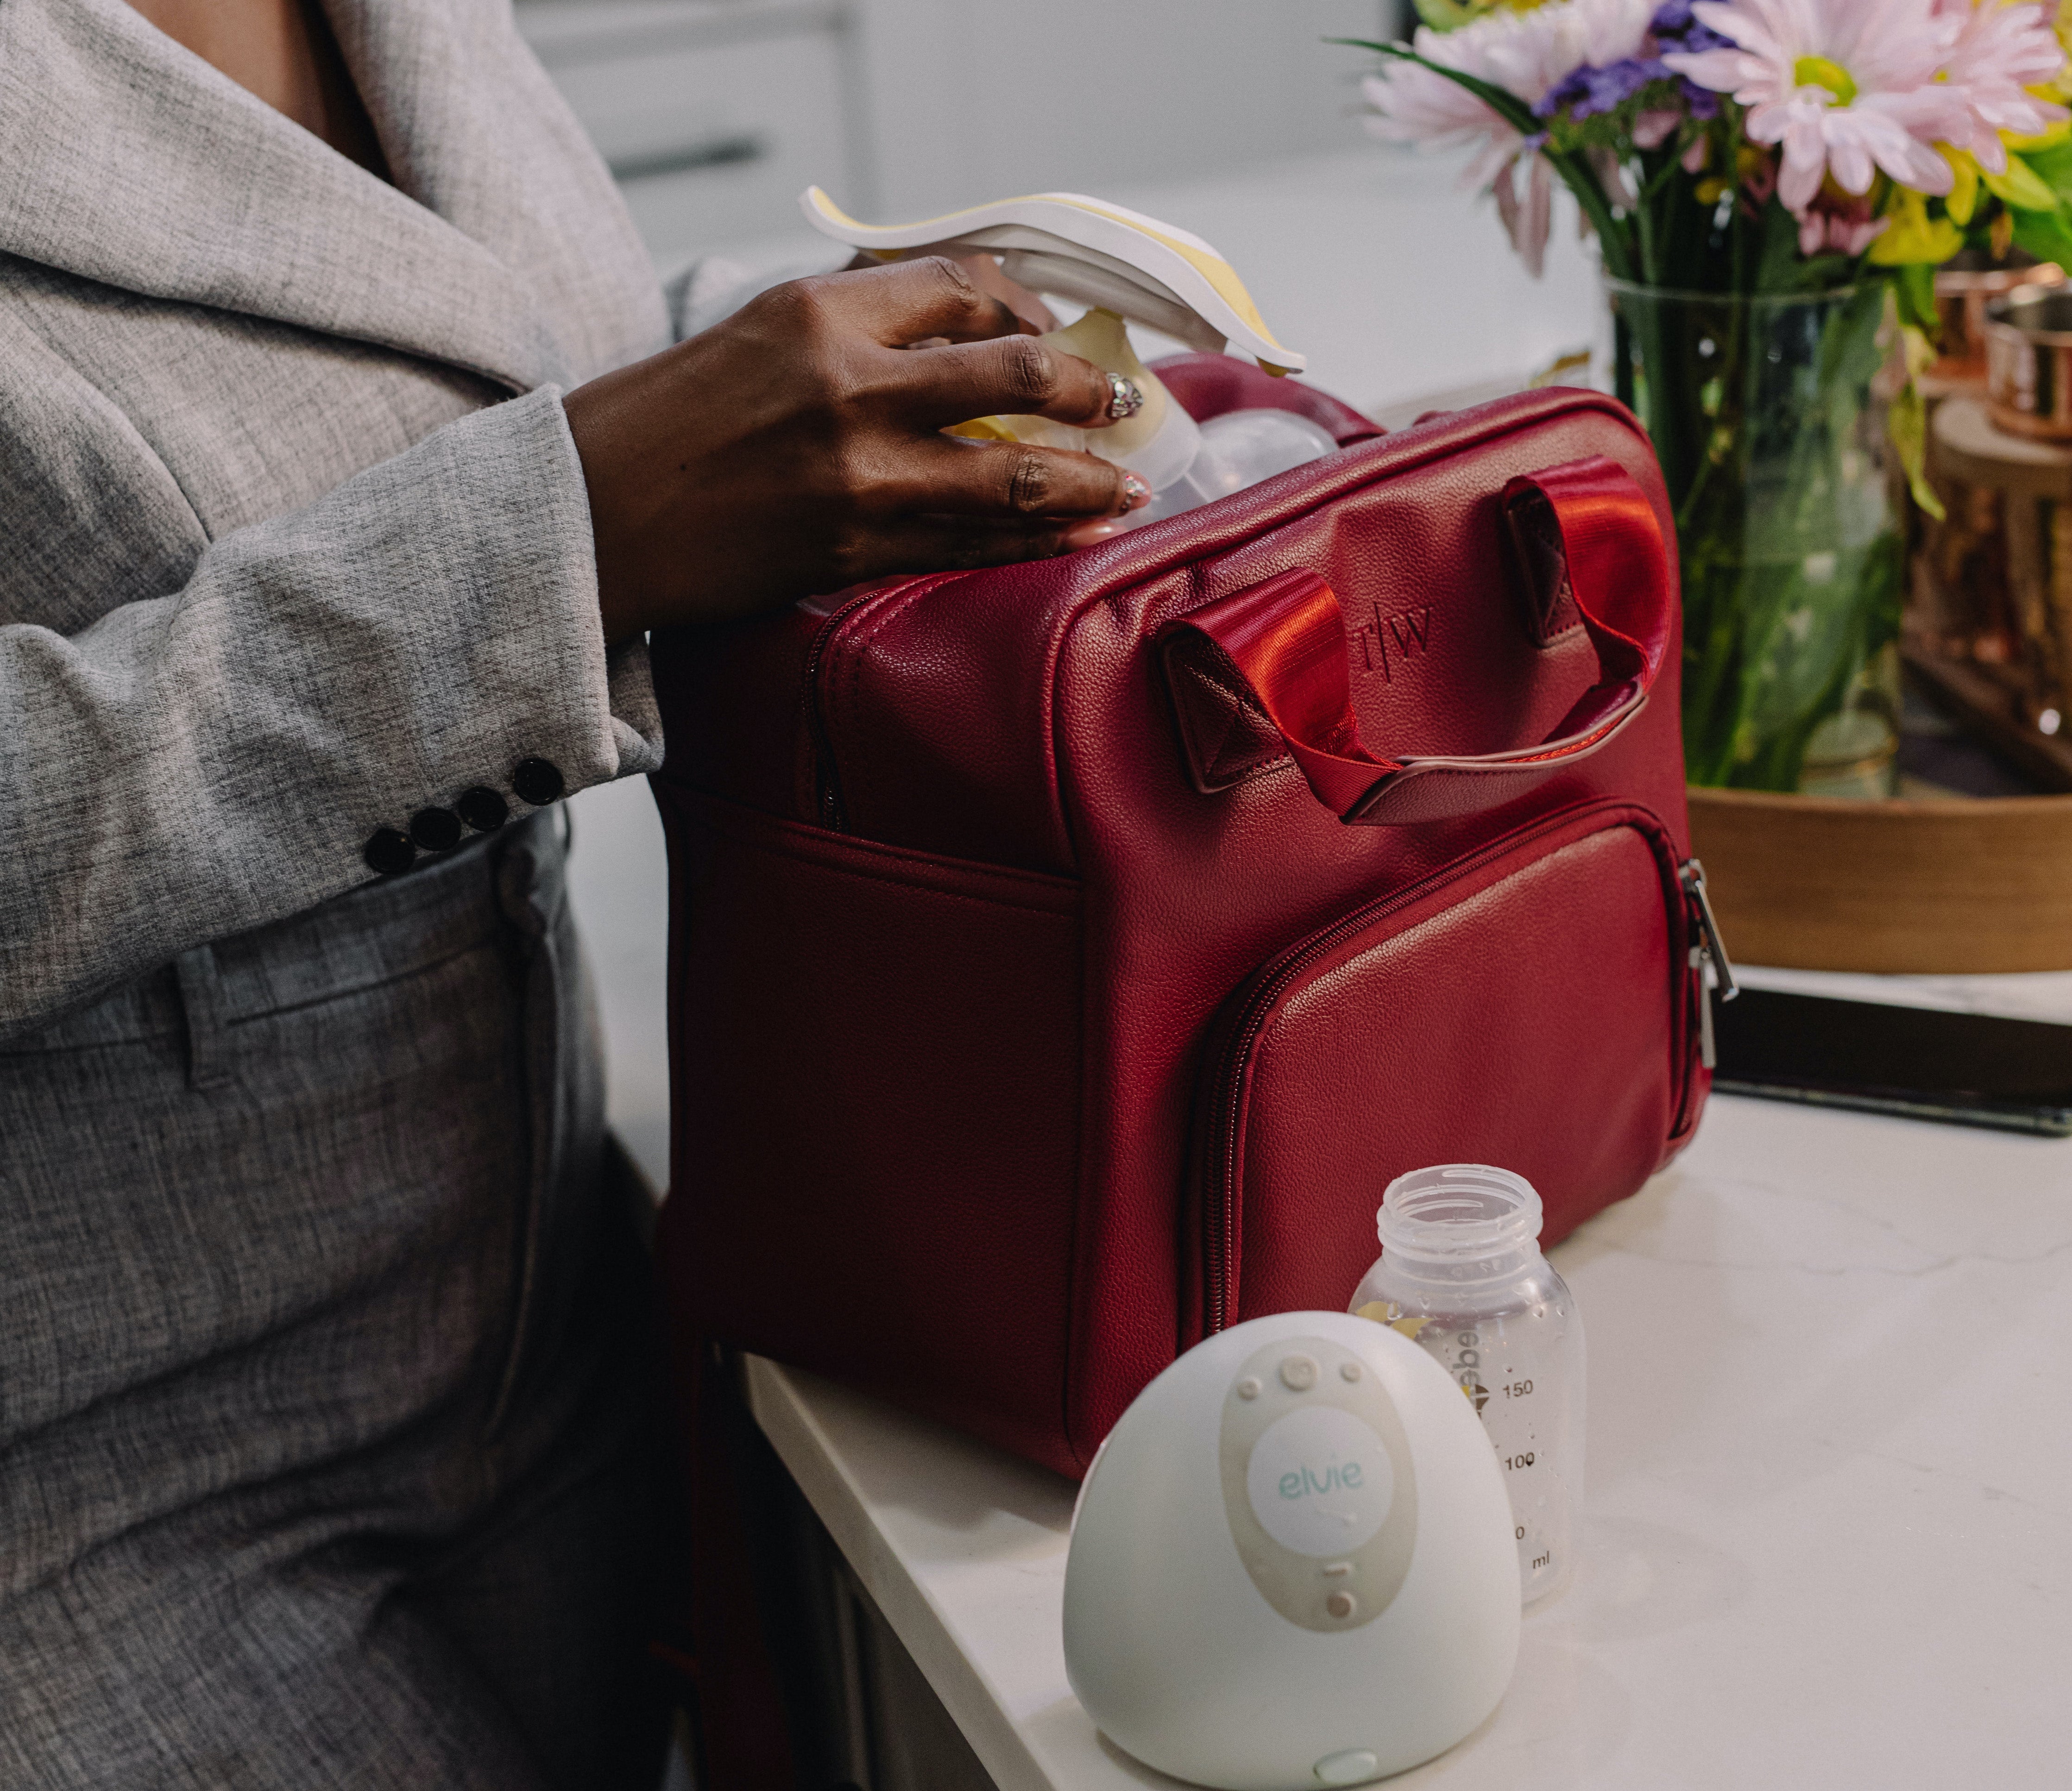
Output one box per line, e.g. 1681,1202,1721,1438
565,256,1147,643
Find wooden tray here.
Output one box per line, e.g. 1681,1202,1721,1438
1688,785,2072,972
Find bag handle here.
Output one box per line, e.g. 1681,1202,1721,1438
1159,455,1671,826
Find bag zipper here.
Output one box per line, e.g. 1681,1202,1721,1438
1677,856,1738,1072
1196,800,1688,1336
802,575,954,832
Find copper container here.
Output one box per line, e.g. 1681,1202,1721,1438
1984,286,2072,439
1935,258,2062,376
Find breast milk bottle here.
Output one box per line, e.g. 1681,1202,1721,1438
1349,1164,1585,1605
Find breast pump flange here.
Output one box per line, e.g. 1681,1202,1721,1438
799,188,1338,525
1063,1311,1520,1791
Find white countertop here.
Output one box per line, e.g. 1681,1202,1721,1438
748,1016,2072,1791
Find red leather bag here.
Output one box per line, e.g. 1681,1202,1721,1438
651,370,1711,1479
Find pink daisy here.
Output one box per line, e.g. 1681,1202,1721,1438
1363,0,1656,270
1364,0,1659,183
1934,0,2067,173
1664,0,1967,210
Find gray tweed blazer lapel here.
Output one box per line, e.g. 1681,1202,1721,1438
0,0,552,393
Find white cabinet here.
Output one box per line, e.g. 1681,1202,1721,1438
519,0,1394,262
521,1,862,255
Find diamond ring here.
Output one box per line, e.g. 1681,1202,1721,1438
1104,372,1145,421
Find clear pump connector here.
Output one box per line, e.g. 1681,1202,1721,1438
946,307,1337,523
1349,1165,1585,1607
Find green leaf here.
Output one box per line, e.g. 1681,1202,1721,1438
1411,0,1485,27
1887,379,1945,522
1981,152,2060,213
1335,39,1541,135
2019,137,2072,201
2012,205,2072,269
1894,261,1938,335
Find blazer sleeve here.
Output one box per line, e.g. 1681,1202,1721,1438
0,382,661,1037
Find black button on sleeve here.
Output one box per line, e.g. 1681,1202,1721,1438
511,757,566,807
363,827,416,876
409,807,463,853
455,786,509,834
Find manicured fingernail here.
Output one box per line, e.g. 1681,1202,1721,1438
1120,472,1153,512
1064,518,1124,550
1104,374,1145,421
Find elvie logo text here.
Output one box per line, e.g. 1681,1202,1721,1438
1278,1459,1365,1499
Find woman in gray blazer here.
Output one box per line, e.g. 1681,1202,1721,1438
0,1,1141,1785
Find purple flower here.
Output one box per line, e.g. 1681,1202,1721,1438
1534,54,1703,119
1529,5,1726,124
1533,56,1651,119
1650,0,1731,54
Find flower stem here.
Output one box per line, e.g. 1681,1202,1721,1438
1565,150,1638,281
1338,39,1637,279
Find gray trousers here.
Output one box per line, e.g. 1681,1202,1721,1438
0,815,671,1789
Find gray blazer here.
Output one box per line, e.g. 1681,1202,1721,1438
0,7,693,1778
0,0,668,1035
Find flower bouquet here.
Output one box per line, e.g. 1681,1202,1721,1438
1354,0,2072,793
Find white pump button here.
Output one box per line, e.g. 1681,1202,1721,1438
1278,1353,1318,1391
1236,1376,1261,1401
1312,1749,1380,1785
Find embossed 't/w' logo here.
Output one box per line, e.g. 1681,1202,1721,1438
1349,604,1433,681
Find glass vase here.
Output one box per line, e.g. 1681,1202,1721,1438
1605,279,1906,796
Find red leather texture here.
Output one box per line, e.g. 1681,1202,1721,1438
1149,353,1386,446
1159,456,1672,824
652,383,1709,1478
1192,803,1695,1337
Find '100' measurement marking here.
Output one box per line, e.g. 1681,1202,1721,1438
1504,1452,1536,1471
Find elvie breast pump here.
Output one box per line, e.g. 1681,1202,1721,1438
1062,1311,1520,1790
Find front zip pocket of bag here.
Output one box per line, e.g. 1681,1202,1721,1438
1188,801,1698,1339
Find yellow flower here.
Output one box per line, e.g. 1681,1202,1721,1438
1411,0,1548,28
1939,145,1981,224
1867,188,1965,265
1935,138,2060,222
2008,119,2072,152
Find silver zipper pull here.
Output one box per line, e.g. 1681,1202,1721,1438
1678,858,1737,1000
1679,858,1735,1071
1689,943,1718,1068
